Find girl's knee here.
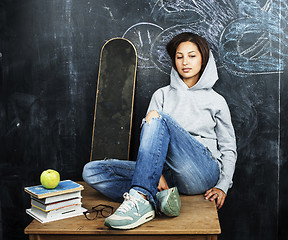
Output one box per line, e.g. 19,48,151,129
82,162,92,183
145,110,160,123
82,161,108,193
82,161,101,184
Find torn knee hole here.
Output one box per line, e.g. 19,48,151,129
145,111,160,124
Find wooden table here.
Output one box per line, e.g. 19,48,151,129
25,182,221,240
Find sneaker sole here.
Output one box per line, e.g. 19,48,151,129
160,187,181,217
105,210,155,230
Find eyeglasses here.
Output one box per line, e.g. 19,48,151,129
83,204,114,220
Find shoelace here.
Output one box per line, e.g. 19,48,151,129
118,192,142,215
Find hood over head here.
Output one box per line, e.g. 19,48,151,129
170,51,218,90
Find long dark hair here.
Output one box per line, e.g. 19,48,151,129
166,32,210,78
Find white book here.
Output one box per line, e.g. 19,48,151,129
30,204,82,218
31,197,82,211
33,191,82,204
26,206,86,223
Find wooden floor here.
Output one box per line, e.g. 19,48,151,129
25,181,221,240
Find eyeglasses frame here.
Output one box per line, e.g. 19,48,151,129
83,204,114,220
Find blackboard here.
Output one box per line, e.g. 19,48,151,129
0,1,287,240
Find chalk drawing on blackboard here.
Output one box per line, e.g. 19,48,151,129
149,23,222,75
87,1,92,13
149,0,235,26
122,22,164,69
103,4,115,21
262,0,273,11
146,0,236,74
219,0,287,75
150,0,203,24
122,0,287,76
229,91,258,151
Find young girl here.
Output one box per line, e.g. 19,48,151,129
82,32,237,229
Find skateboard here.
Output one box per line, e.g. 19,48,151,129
90,38,137,161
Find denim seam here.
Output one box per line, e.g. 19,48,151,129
204,147,221,176
152,120,165,188
99,163,135,175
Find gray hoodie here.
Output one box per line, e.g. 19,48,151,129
147,51,237,194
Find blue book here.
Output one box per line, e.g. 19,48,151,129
25,180,84,199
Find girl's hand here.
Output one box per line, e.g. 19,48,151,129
204,188,226,210
157,174,169,191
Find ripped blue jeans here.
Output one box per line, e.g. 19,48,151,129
82,111,220,208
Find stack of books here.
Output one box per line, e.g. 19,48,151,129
25,180,86,223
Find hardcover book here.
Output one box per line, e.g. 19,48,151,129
26,205,85,223
24,180,84,199
31,196,82,212
32,191,82,204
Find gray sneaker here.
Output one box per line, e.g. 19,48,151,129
156,187,181,217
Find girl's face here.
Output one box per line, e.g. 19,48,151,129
175,41,202,84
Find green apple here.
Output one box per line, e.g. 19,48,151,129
40,169,60,189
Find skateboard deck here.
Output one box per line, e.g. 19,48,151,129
90,38,137,161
